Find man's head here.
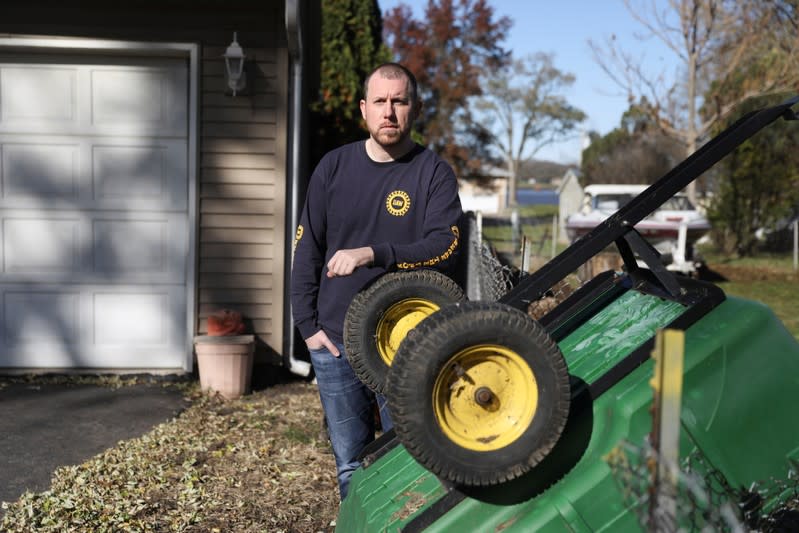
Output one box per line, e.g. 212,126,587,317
360,63,420,149
362,63,419,107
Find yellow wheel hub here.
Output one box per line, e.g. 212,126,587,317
376,298,440,366
432,345,537,451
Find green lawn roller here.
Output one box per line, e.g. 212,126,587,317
339,95,799,532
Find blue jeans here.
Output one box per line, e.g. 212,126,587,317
309,342,393,501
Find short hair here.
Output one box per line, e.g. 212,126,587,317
363,62,419,106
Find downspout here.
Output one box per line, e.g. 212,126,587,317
283,0,312,376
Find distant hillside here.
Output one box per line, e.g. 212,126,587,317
519,160,574,185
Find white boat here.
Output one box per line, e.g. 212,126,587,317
565,184,711,273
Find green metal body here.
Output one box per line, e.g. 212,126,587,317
337,291,799,532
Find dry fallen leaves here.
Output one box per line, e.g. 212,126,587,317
1,380,340,533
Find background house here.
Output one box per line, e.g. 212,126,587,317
458,177,507,214
557,169,583,243
0,1,319,375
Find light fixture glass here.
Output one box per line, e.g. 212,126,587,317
223,32,246,96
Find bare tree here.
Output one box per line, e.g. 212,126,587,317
589,0,799,202
474,53,585,207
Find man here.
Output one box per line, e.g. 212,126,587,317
291,62,462,500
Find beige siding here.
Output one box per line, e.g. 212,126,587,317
198,43,287,359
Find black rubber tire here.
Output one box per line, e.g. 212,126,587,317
386,301,570,486
344,270,465,394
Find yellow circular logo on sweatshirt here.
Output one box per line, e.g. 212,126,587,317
386,190,411,216
293,225,304,251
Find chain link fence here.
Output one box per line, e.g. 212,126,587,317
605,438,799,532
460,212,516,302
459,211,617,315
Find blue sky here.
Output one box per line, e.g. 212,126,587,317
380,0,678,164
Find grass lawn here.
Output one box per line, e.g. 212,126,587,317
718,280,799,338
704,252,799,339
480,205,567,260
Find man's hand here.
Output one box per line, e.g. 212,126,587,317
326,247,374,278
305,330,340,357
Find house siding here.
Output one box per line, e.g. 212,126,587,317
0,1,292,368
197,44,288,361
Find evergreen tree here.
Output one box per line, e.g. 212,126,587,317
702,2,799,255
313,0,391,162
706,94,799,256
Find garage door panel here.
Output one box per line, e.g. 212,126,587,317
93,218,170,275
94,292,169,345
90,67,186,133
92,141,187,210
93,145,167,199
3,216,82,273
0,65,77,124
3,290,80,343
2,142,80,200
91,69,165,124
93,213,186,281
0,284,186,368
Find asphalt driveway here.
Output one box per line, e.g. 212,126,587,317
0,379,189,509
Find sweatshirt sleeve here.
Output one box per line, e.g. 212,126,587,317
371,162,463,272
290,163,327,341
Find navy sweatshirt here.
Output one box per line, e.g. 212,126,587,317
291,141,463,344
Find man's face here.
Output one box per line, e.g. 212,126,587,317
360,74,417,147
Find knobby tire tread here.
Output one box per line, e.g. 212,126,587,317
344,270,464,394
387,301,570,486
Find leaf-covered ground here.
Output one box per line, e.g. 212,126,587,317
1,379,340,533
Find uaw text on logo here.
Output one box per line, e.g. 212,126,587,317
385,190,411,216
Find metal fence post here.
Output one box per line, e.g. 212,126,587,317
521,236,531,273
466,212,483,301
551,214,557,259
794,219,798,272
511,209,520,253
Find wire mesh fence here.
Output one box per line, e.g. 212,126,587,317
605,438,799,533
460,210,621,314
461,212,515,301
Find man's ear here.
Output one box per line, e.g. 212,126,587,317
359,99,367,120
412,99,422,120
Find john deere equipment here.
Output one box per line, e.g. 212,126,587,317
338,96,799,532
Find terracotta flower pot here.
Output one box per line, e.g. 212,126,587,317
194,334,255,399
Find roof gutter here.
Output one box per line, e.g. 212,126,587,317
283,0,311,377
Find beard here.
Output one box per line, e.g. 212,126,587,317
371,124,408,147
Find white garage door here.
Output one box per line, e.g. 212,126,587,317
0,52,189,369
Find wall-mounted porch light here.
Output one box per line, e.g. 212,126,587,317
223,32,246,96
